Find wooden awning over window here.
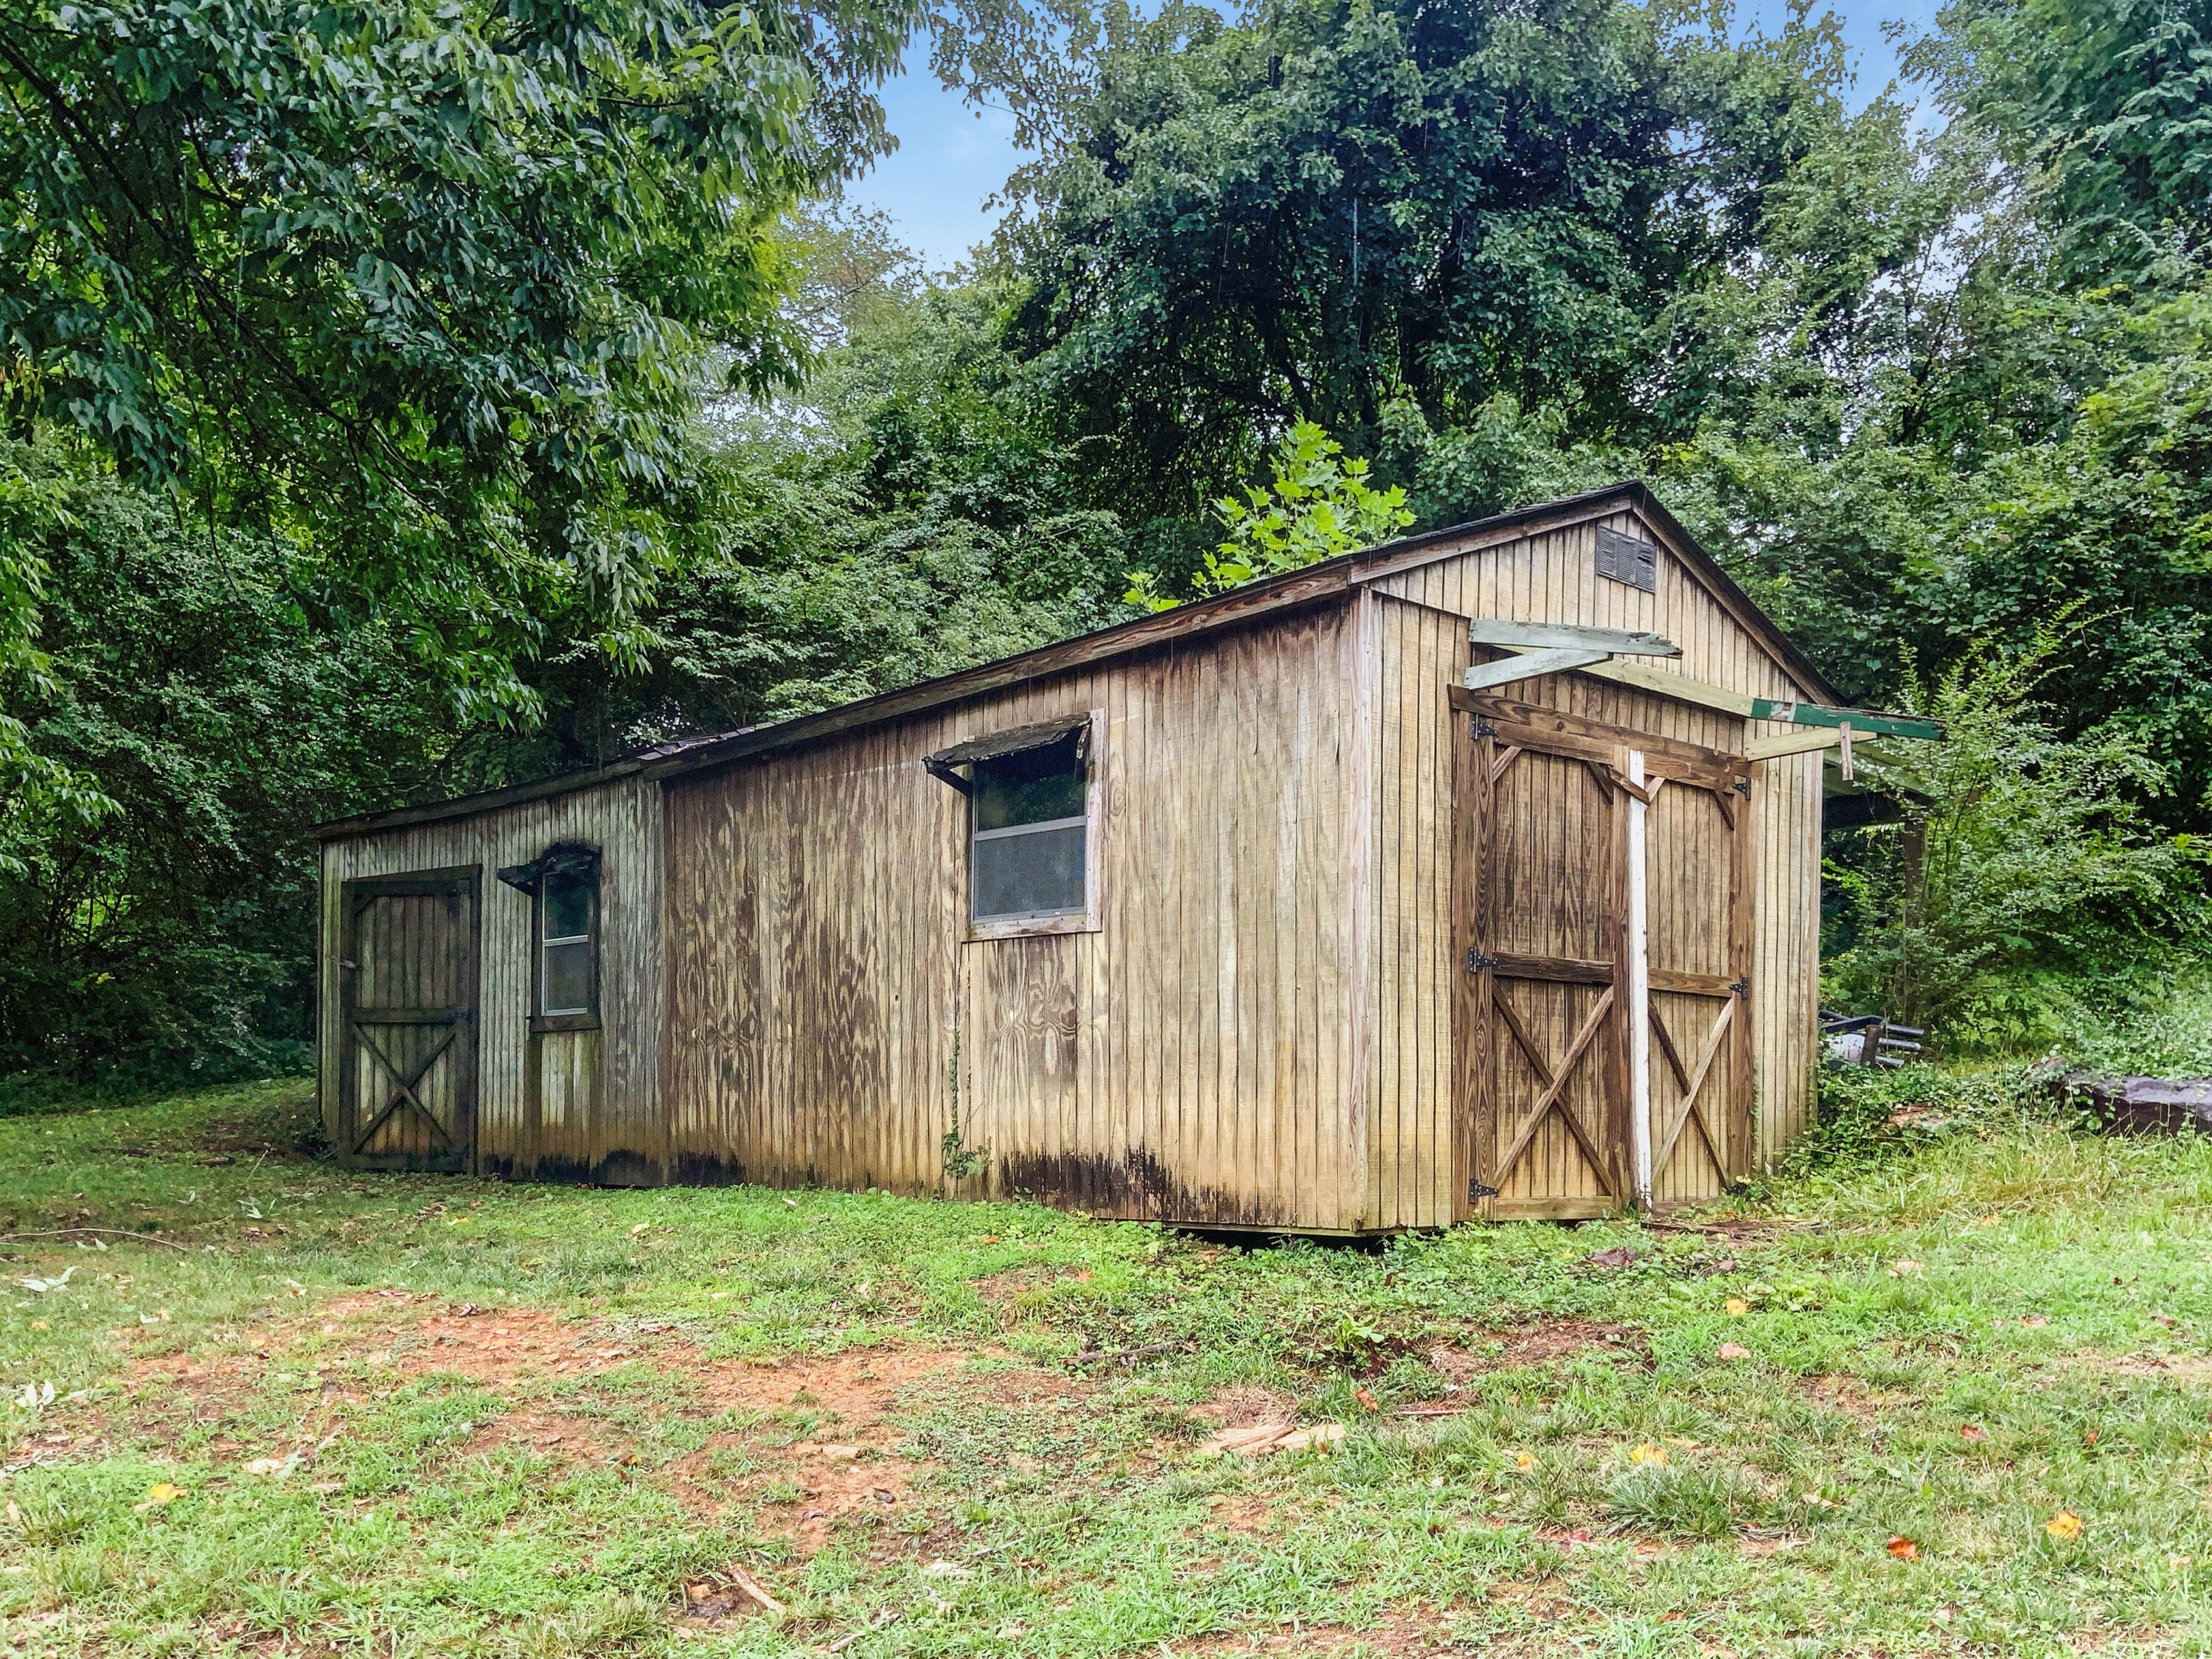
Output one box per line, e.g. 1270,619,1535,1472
923,717,1089,793
496,841,601,894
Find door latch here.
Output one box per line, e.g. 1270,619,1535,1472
1466,947,1498,973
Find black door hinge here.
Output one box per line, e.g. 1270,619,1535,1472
1732,777,1752,796
1466,947,1498,973
1469,714,1496,740
1468,1178,1499,1202
1728,975,1750,995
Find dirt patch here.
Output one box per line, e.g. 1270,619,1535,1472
1192,1385,1298,1430
98,1292,1072,1559
1175,1609,1454,1655
972,1265,1096,1304
1792,1373,1916,1417
1426,1320,1643,1382
2059,1349,2212,1383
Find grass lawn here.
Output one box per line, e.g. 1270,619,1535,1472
4,1076,2211,1658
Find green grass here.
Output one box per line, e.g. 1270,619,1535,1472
4,1076,2211,1656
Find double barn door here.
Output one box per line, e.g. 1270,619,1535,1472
1450,692,1753,1218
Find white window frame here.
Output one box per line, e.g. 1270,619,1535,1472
964,707,1106,942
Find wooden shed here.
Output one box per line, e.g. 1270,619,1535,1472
318,483,1852,1227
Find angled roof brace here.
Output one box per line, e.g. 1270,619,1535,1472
1461,619,1682,693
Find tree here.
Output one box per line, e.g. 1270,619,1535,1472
1908,0,2212,287
1000,0,1851,521
1826,623,2208,1045
0,441,442,1083
1126,420,1411,608
0,0,919,723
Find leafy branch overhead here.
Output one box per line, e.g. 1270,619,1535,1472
1126,422,1413,611
0,0,919,716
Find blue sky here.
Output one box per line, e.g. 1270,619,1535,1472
843,1,1941,270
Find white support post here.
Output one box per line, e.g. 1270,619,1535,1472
1625,750,1652,1209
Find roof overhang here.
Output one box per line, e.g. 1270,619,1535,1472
316,482,1836,841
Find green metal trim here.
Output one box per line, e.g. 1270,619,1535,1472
1749,700,1944,741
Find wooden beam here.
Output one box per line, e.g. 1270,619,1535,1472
1461,646,1610,691
1745,727,1886,761
1467,619,1680,657
1450,688,1741,769
1749,699,1944,741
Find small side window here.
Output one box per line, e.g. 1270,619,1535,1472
971,732,1088,923
539,869,596,1017
922,715,1101,937
496,842,601,1029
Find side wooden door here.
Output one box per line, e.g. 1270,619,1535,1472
1641,753,1756,1204
1450,694,1632,1220
337,867,480,1173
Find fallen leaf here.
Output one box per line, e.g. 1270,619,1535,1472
1887,1536,1919,1560
1630,1443,1668,1466
1662,1436,1701,1450
1959,1425,1986,1442
2047,1511,2082,1540
1583,1246,1641,1269
27,1321,45,1332
1354,1388,1380,1412
2083,1428,2099,1446
1717,1342,1751,1360
1514,1451,1537,1471
1886,1259,1922,1278
2021,1315,2049,1328
1070,1271,1092,1282
628,1224,650,1237
1725,1298,1750,1316
134,1483,187,1514
921,1559,974,1579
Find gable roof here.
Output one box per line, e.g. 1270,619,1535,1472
318,482,1836,841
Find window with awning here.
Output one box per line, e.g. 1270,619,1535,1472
925,719,1093,926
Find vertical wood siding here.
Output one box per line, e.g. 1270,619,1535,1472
661,605,1366,1229
1366,507,1825,1194
318,777,666,1183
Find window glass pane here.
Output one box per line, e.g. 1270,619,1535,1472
543,940,593,1015
973,823,1085,920
543,872,592,942
973,733,1085,830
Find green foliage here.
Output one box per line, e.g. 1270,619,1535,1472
1777,1063,2044,1179
1125,421,1411,609
0,0,916,721
0,442,437,1084
1909,0,2212,286
1006,0,1851,518
1824,621,2210,1040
